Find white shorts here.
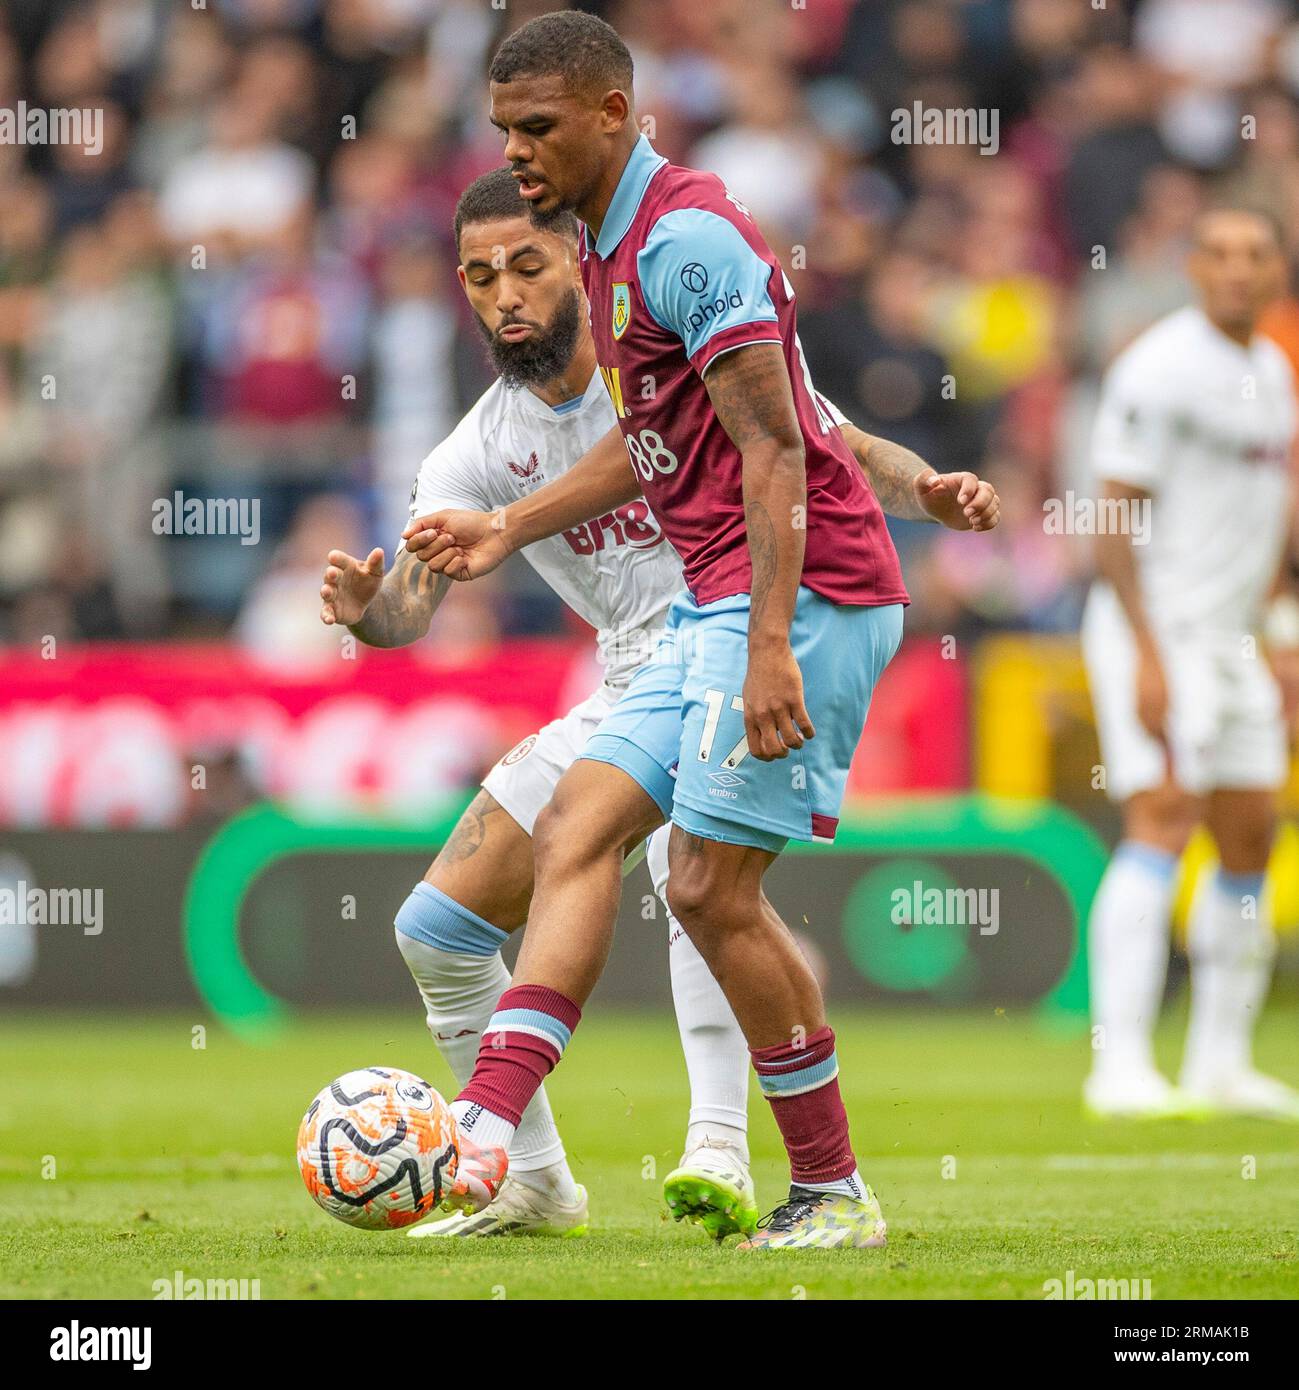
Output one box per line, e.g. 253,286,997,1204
1081,586,1287,802
481,682,624,835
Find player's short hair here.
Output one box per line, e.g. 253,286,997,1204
488,10,633,97
454,166,578,251
1195,203,1286,249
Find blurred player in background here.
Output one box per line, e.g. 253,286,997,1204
1083,207,1299,1122
320,167,998,1237
405,11,998,1250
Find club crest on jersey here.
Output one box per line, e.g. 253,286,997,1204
506,451,541,481
612,282,631,340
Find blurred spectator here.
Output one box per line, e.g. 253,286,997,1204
236,491,367,669
22,202,173,632
1,0,1298,646
159,92,313,259
369,228,457,542
197,204,369,425
801,250,956,465
690,57,823,245
1061,44,1168,258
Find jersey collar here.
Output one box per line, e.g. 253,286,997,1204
517,364,605,419
585,134,668,259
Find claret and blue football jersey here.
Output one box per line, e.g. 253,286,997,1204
577,135,906,847
579,134,908,611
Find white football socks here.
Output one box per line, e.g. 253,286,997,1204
1181,869,1275,1089
801,1168,869,1202
1087,840,1178,1078
448,1097,517,1154
395,928,577,1202
647,827,751,1164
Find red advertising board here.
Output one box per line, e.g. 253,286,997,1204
0,639,967,826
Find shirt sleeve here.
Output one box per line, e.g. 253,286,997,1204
636,208,780,374
1091,351,1175,493
403,427,494,547
814,392,850,428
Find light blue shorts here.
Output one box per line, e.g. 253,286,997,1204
582,586,903,851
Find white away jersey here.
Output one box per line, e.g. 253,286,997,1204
409,368,682,685
1091,306,1297,634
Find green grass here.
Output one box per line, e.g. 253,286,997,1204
2,1008,1298,1299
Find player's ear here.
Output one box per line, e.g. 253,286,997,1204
599,88,630,134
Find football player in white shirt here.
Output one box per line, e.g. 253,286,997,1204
1082,207,1299,1121
319,168,999,1236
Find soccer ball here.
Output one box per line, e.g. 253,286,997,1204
296,1067,459,1229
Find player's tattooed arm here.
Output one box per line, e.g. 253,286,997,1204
320,544,451,647
839,422,1000,531
704,342,815,760
705,343,806,633
404,426,641,579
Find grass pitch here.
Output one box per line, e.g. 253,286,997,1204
2,1007,1297,1300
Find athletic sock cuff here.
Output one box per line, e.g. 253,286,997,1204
1215,868,1266,899
486,983,582,1049
394,881,509,957
1113,841,1179,881
750,1025,839,1099
459,986,582,1127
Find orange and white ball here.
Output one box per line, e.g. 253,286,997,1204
296,1067,459,1229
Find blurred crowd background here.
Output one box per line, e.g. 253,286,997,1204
3,0,1299,661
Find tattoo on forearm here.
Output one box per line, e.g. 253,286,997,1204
861,437,934,520
704,345,807,638
746,500,778,629
350,549,449,647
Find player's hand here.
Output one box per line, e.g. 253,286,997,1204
320,547,385,627
1134,639,1170,743
403,508,511,581
915,471,1000,531
743,639,815,761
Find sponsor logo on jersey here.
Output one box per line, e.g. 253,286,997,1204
680,262,709,293
506,451,541,481
559,502,665,557
612,281,631,340
685,289,744,336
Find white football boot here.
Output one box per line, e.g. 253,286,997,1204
409,1175,588,1238
1083,1065,1208,1120
1179,1069,1299,1122
663,1139,759,1241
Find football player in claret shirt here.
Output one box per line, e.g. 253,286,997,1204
325,167,997,1239
406,11,996,1249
